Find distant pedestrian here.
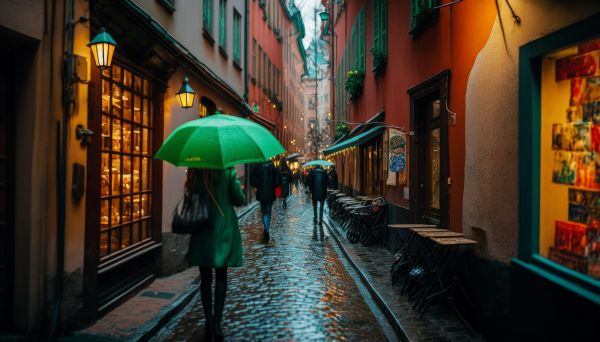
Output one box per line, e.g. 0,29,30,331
250,161,281,241
327,166,339,190
279,158,292,209
308,165,328,224
185,167,245,341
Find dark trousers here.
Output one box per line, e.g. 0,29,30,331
260,201,273,232
199,267,228,325
312,198,325,223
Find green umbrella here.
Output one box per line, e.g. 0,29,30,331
302,160,334,168
155,114,285,169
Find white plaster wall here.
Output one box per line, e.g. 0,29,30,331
463,0,600,263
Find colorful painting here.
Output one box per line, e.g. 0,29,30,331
555,220,589,255
552,151,575,185
386,129,407,186
556,50,600,82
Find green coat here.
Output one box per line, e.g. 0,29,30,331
187,168,245,268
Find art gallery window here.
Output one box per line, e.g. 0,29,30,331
518,15,600,302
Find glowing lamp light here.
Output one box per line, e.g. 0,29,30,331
176,77,196,109
88,28,117,69
319,11,330,22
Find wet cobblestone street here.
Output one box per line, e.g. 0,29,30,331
152,187,390,341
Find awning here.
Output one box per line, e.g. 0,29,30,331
322,126,385,156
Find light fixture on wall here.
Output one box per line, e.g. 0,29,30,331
88,28,117,69
319,12,329,22
176,77,196,109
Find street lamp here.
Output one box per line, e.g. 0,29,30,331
319,11,330,22
176,76,196,109
88,28,117,69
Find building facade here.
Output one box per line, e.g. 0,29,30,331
323,0,600,338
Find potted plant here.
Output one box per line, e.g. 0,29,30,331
335,122,349,141
345,69,365,99
370,47,387,74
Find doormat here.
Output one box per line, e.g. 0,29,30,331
140,291,176,300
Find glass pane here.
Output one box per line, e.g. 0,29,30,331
142,128,149,155
101,153,110,196
122,225,131,249
141,194,150,218
134,95,142,123
429,127,440,210
143,80,150,97
123,90,132,120
111,228,121,253
133,157,141,192
133,195,141,220
111,84,122,116
101,115,110,150
100,231,109,257
131,222,140,244
111,118,121,152
123,195,132,224
101,199,110,228
102,80,110,113
133,126,141,154
102,67,110,78
111,155,121,195
123,69,132,88
123,156,132,193
112,65,122,82
142,157,151,191
111,198,121,226
123,122,131,154
142,99,149,127
134,76,142,94
432,99,440,119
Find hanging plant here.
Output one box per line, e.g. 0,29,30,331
345,69,365,99
335,122,349,141
369,47,387,74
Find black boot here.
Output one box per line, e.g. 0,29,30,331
200,280,213,341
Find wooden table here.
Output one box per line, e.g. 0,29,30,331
430,237,477,245
418,231,463,238
388,223,437,229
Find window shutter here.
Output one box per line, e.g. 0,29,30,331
381,0,387,54
360,8,365,71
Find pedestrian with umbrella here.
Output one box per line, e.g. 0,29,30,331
250,160,280,241
155,113,285,341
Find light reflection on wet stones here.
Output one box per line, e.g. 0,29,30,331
153,188,386,341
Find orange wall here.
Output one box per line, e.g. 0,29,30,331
333,0,496,231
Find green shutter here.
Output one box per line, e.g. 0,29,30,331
372,0,380,54
233,12,241,63
203,0,211,33
258,46,262,86
359,8,365,71
381,0,387,54
219,0,226,48
253,39,256,76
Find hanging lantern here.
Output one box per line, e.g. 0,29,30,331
88,28,117,69
176,77,196,109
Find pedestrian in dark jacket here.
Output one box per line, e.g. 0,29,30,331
185,167,245,341
327,166,339,190
250,161,281,241
308,165,328,224
279,158,292,209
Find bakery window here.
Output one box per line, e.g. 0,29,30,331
99,64,154,258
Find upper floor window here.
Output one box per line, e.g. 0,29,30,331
233,10,242,64
219,0,227,49
372,0,388,65
203,0,212,34
409,0,440,35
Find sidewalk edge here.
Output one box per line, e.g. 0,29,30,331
323,216,410,342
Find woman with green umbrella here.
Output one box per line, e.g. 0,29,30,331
156,113,285,341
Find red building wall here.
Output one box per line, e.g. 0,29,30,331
332,0,496,231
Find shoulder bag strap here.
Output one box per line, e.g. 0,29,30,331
204,175,225,217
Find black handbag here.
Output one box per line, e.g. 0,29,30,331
172,180,224,234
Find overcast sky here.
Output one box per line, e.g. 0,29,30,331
296,0,325,48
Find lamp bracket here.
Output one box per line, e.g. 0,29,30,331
75,124,94,146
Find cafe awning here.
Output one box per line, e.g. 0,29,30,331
322,125,385,156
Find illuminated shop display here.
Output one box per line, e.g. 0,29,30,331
540,37,600,279
100,64,153,258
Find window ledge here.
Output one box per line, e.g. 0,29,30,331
203,28,215,45
233,60,242,72
157,0,176,13
219,46,228,60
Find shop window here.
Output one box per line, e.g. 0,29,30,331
100,64,154,258
538,36,600,280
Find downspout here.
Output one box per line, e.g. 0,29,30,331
244,0,249,102
50,0,74,338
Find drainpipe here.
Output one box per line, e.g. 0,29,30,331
244,0,249,102
50,0,74,338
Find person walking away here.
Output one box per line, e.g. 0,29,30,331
185,167,245,341
279,159,292,209
327,166,339,190
308,164,328,224
250,161,281,241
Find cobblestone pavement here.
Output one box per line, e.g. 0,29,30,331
151,187,391,341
